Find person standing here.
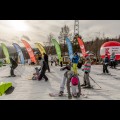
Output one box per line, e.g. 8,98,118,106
38,56,48,81
110,52,116,69
10,57,18,77
60,55,63,67
72,52,79,75
103,54,110,74
43,53,50,72
50,57,54,66
81,57,92,88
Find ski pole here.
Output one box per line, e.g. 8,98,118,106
89,75,101,88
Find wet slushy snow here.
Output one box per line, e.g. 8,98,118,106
0,64,120,100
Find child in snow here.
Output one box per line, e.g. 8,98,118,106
81,57,92,88
103,54,110,74
32,67,41,80
59,68,81,99
72,52,79,74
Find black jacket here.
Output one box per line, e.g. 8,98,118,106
44,54,48,62
10,58,18,69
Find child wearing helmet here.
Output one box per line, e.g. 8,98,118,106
32,67,41,80
67,73,81,99
59,69,81,99
72,52,79,74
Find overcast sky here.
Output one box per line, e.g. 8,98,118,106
0,20,120,47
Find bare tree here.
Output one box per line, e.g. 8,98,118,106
43,33,54,54
58,25,72,55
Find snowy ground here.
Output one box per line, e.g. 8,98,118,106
0,63,120,100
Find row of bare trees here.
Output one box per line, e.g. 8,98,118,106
84,36,120,57
44,36,120,57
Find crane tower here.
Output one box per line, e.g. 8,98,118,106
74,20,79,36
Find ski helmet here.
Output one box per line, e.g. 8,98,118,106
71,76,79,86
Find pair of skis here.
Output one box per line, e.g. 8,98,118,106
49,93,88,98
97,73,116,76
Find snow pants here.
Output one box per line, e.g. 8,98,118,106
72,63,78,74
103,64,109,73
83,72,91,86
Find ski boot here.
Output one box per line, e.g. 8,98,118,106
72,93,77,98
81,84,86,87
11,75,16,77
83,85,93,89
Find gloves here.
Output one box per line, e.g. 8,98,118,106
68,94,72,99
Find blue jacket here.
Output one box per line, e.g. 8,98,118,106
72,55,79,64
103,57,109,64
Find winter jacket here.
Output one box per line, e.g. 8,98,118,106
103,57,109,65
64,70,74,79
82,61,91,73
40,59,47,71
44,54,48,62
10,58,18,69
72,55,79,64
110,55,116,61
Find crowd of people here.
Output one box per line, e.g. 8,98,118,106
8,51,118,99
58,51,118,99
